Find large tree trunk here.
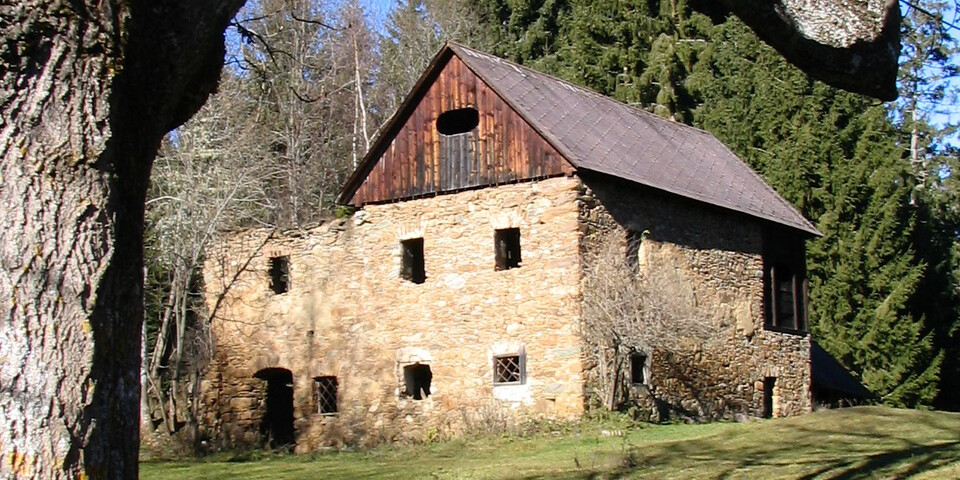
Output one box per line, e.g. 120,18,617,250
0,1,243,478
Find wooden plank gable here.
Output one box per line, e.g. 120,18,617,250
349,55,571,206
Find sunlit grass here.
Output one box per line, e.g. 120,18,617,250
141,406,960,479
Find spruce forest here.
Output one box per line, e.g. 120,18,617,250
142,0,960,443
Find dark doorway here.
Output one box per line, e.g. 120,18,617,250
254,368,295,449
763,377,776,419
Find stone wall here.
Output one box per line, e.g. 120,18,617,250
577,173,812,421
200,176,585,450
200,172,812,451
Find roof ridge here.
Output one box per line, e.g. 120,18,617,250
447,43,586,167
450,43,819,236
343,43,820,237
450,43,734,143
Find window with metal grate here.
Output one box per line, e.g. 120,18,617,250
493,353,525,385
314,376,338,414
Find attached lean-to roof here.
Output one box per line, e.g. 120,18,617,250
811,341,873,399
340,43,820,237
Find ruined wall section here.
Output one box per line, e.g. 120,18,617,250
201,176,584,450
577,174,811,420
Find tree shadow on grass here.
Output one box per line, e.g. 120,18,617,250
505,408,960,480
795,440,960,480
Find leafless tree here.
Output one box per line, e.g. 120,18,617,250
379,0,483,111
139,0,389,450
580,226,717,411
141,74,278,447
230,0,381,227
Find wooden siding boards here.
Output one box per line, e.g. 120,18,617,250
349,55,570,206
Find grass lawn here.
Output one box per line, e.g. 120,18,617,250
140,406,960,479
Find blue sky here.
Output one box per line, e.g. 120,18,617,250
364,0,394,27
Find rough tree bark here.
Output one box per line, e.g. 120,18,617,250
718,0,901,100
0,0,243,478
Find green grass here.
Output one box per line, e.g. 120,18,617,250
140,407,960,479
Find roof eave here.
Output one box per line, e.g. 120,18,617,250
575,167,821,238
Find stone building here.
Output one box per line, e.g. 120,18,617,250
199,43,820,451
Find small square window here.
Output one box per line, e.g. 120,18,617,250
494,228,521,271
314,376,338,414
630,352,648,385
402,363,432,400
400,238,426,284
269,256,290,294
493,353,525,385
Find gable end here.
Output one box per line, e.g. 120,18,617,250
343,52,571,206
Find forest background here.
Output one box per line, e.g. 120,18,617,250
140,0,960,446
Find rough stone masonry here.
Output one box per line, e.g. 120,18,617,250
200,175,811,450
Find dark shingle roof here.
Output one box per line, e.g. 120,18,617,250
449,44,820,236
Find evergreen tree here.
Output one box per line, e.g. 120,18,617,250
380,0,483,111
893,0,960,409
475,0,713,121
696,19,942,406
471,5,952,406
474,0,569,66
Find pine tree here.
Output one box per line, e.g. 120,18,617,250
893,0,960,409
474,4,950,406
696,19,943,407
380,0,483,111
474,0,569,66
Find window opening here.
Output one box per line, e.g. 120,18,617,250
775,265,796,330
436,107,479,135
400,238,426,284
763,377,776,419
630,352,648,385
493,353,525,385
402,363,432,400
766,263,805,331
269,255,290,294
494,228,521,271
314,376,338,415
762,231,807,333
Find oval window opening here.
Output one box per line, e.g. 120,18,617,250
436,107,479,135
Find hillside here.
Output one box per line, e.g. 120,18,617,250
141,406,960,479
